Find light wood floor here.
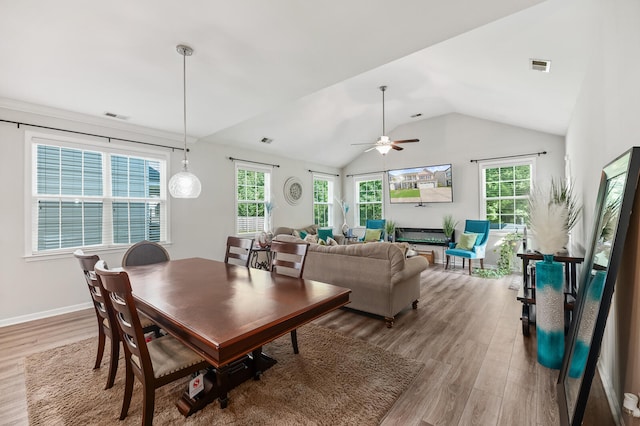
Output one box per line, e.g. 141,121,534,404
0,266,614,425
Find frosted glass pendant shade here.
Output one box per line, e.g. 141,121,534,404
168,168,201,198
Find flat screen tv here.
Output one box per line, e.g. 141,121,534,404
388,164,453,204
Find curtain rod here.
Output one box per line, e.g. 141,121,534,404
308,169,339,177
470,151,547,163
345,170,388,178
228,156,280,168
0,118,188,152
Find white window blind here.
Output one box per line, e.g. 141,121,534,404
28,133,168,255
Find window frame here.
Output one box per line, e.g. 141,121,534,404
234,162,272,236
24,131,169,258
354,173,384,227
312,173,335,228
478,156,536,231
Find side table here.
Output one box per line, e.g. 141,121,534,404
250,245,272,270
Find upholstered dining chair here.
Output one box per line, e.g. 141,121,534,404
73,250,159,390
94,260,209,426
121,240,170,267
224,236,254,267
269,240,310,354
360,219,386,242
444,220,491,275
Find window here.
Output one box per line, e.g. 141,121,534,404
313,174,334,227
235,163,271,235
28,132,168,255
354,175,383,226
480,158,535,230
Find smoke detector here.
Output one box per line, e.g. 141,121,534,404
530,59,551,73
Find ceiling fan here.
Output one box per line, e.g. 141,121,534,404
352,85,420,155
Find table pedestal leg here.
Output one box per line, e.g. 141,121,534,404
176,352,277,417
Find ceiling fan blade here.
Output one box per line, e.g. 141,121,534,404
391,145,404,151
392,139,420,144
351,142,376,146
364,146,377,153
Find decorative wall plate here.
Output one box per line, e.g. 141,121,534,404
283,176,303,205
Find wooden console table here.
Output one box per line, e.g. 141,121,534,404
516,249,584,336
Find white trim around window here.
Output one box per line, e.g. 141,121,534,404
234,162,272,236
353,173,384,228
24,131,170,259
312,173,335,228
478,156,536,232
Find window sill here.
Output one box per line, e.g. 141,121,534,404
24,242,173,262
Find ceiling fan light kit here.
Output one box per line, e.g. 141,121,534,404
352,85,419,155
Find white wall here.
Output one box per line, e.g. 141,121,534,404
342,113,565,265
565,0,640,420
0,107,339,325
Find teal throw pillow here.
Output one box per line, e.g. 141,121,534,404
364,228,382,242
456,232,477,250
298,230,308,240
317,228,334,243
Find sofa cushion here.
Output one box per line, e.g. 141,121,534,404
317,228,334,242
364,229,382,242
304,234,318,243
456,232,477,250
326,237,339,246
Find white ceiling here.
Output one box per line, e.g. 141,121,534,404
0,0,598,168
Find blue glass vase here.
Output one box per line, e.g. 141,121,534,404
536,254,565,369
569,270,606,378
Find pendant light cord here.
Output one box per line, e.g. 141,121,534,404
182,48,188,166
381,86,386,136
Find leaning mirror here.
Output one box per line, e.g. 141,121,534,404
558,147,640,425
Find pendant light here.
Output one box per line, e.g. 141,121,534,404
168,44,202,198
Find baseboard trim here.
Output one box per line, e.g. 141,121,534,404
598,361,623,426
0,302,92,328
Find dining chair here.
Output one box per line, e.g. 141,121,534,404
94,260,209,426
73,250,160,390
224,236,254,267
121,240,170,267
269,240,310,354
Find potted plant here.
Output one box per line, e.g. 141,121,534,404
550,178,582,234
385,220,397,242
442,214,458,243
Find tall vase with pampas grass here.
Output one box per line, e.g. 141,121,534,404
528,186,569,369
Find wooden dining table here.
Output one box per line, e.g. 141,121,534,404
123,257,351,416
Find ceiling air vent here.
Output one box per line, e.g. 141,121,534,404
260,137,273,144
530,59,551,73
104,112,129,120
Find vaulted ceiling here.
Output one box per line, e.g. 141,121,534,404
0,0,597,168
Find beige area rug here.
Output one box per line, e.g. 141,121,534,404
25,324,422,425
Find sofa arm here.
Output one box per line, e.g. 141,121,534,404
394,255,428,284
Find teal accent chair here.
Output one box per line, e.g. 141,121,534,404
360,219,386,242
444,220,490,274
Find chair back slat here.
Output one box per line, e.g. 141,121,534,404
224,236,254,267
122,241,170,267
270,240,309,278
95,260,153,378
